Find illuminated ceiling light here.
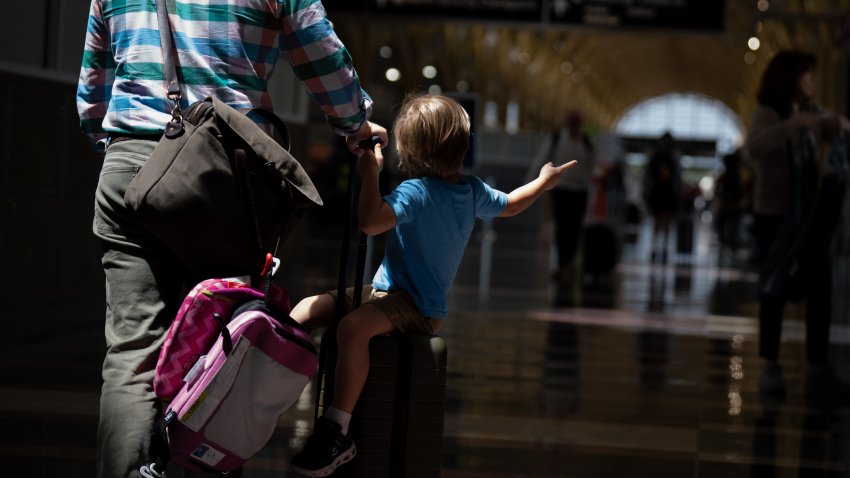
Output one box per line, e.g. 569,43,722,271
518,52,531,65
748,37,760,50
755,21,763,33
422,65,438,79
428,84,442,95
385,68,401,82
379,46,393,59
560,61,573,74
744,52,756,64
456,80,470,93
757,0,769,12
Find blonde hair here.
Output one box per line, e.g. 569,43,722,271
393,94,470,179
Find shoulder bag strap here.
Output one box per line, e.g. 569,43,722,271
155,0,184,124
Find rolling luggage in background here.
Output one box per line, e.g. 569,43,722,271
582,222,620,277
676,216,694,254
314,137,447,478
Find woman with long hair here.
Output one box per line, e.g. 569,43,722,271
747,50,850,403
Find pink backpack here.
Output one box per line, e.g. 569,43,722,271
153,276,290,400
140,271,318,476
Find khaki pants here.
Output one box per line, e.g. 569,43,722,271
330,286,443,335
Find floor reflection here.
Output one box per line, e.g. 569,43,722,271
2,214,849,477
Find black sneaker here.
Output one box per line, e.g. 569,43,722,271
290,417,356,477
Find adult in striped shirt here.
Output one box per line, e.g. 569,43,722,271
76,1,386,477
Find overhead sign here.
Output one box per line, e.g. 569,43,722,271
550,0,726,32
324,0,726,32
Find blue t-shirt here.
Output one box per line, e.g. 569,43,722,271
372,175,508,318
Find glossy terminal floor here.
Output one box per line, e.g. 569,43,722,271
4,210,850,477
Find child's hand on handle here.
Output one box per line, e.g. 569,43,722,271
356,138,383,178
356,137,397,235
539,160,578,191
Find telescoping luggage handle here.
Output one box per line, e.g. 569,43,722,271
335,136,383,318
314,136,382,422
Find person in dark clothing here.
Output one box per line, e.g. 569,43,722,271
714,150,752,258
642,132,682,263
746,49,850,404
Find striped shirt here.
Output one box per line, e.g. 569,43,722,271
77,0,372,146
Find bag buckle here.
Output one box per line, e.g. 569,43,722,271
165,101,184,139
170,102,183,124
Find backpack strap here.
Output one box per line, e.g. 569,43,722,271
582,133,594,157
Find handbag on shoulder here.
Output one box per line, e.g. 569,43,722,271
123,0,321,279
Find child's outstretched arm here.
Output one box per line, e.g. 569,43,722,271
499,160,577,217
357,143,398,235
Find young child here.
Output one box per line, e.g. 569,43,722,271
289,94,576,477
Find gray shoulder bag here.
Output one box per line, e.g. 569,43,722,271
124,0,322,280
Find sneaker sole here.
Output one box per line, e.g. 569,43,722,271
290,444,357,477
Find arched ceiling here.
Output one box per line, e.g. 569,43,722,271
331,0,850,132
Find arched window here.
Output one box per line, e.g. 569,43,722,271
614,93,746,207
615,93,744,159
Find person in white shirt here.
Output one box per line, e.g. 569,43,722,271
527,111,596,283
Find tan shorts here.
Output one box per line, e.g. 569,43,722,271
328,285,443,335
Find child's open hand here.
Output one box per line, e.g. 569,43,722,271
539,160,577,190
500,160,579,217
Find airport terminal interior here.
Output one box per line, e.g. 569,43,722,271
3,0,850,476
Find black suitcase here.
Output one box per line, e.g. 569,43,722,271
317,335,447,478
313,137,447,477
582,222,620,276
676,216,694,254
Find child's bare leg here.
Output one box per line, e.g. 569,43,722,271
290,302,385,475
290,293,337,330
331,304,396,413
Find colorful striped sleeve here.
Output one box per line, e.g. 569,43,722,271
278,0,371,135
76,0,114,147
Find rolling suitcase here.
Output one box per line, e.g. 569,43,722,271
313,137,447,478
581,222,620,276
676,216,694,254
317,335,447,478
